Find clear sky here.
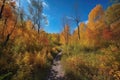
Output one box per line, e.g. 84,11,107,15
23,0,111,33
43,0,110,33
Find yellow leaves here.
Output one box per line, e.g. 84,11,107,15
14,51,48,68
64,57,78,71
112,62,119,70
99,63,106,69
13,53,21,65
47,52,53,61
31,33,36,39
114,71,120,79
80,22,86,33
109,69,120,80
60,33,65,44
62,46,120,79
60,24,70,45
88,4,104,23
109,69,114,75
34,52,46,67
17,29,22,35
23,52,31,64
23,33,29,39
111,19,120,30
110,45,118,52
105,3,120,25
25,20,33,30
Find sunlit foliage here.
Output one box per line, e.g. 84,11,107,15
0,1,60,80
0,0,120,80
60,24,70,45
61,3,120,80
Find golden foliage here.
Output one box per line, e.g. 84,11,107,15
62,47,120,80
60,24,70,45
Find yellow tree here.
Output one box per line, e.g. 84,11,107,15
105,3,120,25
72,22,86,44
86,5,105,47
0,1,17,46
105,3,120,47
79,22,87,46
60,24,70,45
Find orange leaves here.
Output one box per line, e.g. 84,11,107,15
62,46,120,80
105,3,120,25
39,36,49,46
2,3,12,18
69,4,120,48
102,28,113,40
25,20,33,30
6,20,15,32
0,0,16,18
60,24,70,45
88,5,104,23
13,51,48,71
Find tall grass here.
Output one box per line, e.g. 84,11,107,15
61,44,120,80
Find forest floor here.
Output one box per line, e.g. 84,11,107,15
47,52,65,80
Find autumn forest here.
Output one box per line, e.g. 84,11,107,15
0,0,120,80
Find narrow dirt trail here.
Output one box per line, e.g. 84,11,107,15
47,52,65,80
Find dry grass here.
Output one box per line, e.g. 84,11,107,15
62,45,120,80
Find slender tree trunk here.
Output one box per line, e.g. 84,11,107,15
38,28,40,33
3,34,10,46
77,21,80,40
3,17,17,47
38,21,41,33
32,24,35,29
0,0,6,19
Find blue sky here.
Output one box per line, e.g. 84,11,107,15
23,0,110,33
43,0,110,33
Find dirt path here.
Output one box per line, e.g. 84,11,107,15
47,52,65,80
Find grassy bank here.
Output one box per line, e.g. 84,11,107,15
61,44,120,80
